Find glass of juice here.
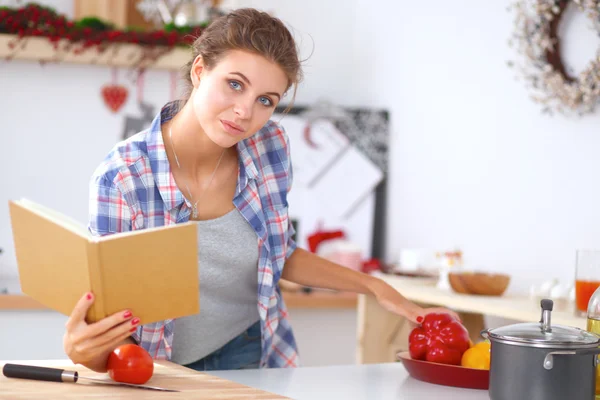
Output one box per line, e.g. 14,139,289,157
575,249,600,316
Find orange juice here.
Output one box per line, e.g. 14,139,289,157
576,280,600,312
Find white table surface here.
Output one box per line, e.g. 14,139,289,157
210,363,490,400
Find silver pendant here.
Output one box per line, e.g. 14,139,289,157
192,203,199,219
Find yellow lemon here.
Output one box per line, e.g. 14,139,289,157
461,343,490,370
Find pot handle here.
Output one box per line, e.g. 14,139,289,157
543,348,600,370
480,329,489,340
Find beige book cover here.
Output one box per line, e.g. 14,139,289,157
8,199,200,324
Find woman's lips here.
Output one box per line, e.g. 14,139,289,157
221,120,245,136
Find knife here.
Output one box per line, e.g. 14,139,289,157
2,363,179,392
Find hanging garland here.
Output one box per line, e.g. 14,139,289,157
0,3,205,66
509,0,600,116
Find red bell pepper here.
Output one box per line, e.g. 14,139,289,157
408,312,470,365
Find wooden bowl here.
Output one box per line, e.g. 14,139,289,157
448,272,510,296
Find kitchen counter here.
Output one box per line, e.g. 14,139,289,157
357,273,585,363
0,359,489,400
212,362,489,400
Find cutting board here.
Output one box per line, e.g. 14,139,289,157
0,360,289,399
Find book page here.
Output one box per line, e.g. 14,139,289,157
98,221,198,240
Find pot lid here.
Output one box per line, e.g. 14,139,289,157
486,299,600,348
487,322,600,348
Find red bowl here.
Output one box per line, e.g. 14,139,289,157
396,351,489,390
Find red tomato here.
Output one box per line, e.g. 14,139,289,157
107,344,154,384
408,312,471,366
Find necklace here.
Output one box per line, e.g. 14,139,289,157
168,126,225,219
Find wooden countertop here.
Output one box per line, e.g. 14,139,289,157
0,359,287,399
0,291,357,311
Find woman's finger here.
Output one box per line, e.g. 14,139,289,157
84,309,135,338
65,292,94,330
77,319,137,355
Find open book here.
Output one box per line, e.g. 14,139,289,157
8,199,200,324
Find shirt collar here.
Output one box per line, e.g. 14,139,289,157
146,102,185,211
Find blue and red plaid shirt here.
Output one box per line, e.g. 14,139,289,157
88,102,300,368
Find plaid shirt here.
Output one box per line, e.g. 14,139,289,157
88,102,299,368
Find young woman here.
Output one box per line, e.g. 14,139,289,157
63,8,459,372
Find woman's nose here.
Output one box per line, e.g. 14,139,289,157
233,99,253,120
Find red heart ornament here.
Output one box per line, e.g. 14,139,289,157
101,85,128,113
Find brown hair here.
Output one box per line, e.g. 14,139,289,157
183,8,303,110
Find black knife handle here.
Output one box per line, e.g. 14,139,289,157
2,364,76,382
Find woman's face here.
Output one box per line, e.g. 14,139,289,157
190,50,289,148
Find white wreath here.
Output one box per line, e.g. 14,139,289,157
509,0,600,116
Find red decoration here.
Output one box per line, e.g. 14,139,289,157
102,84,128,113
101,68,128,113
306,222,346,253
0,4,204,55
361,258,381,274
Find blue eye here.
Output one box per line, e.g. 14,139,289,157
229,80,242,91
259,96,273,107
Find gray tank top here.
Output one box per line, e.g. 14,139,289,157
170,208,260,365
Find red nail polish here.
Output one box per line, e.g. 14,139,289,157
130,327,138,332
131,317,140,325
86,293,92,300
417,316,424,323
123,311,132,319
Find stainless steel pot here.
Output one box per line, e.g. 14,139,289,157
482,299,600,400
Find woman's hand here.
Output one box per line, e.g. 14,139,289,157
369,279,461,324
63,292,140,371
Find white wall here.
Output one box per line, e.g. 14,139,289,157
222,0,362,107
222,0,600,297
353,0,600,295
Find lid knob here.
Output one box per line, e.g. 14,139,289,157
541,299,554,312
540,299,553,333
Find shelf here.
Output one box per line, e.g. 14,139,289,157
0,291,358,311
0,33,190,70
